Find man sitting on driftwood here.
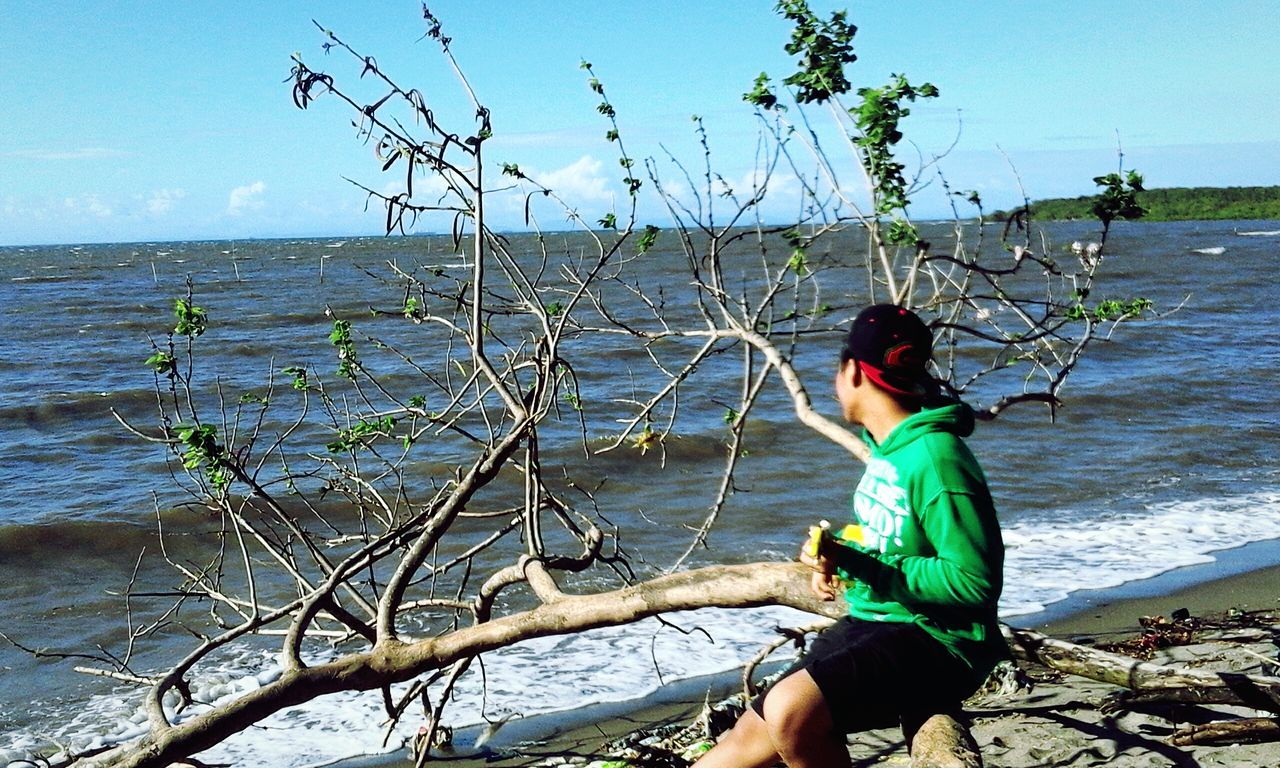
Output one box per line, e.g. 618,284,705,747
694,304,1007,768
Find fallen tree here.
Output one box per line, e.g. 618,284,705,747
1005,625,1280,712
77,561,1280,767
13,4,1189,768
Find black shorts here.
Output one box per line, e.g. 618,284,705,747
751,617,977,734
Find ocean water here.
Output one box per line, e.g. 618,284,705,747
1,221,1278,766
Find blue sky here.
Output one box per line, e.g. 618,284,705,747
2,1,1277,246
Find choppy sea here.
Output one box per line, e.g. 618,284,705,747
1,221,1278,766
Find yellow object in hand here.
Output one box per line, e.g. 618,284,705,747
836,524,864,547
804,519,831,558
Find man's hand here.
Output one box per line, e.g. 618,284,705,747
799,541,842,601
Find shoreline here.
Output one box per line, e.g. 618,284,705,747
338,544,1280,768
1012,536,1280,635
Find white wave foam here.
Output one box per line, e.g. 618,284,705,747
999,489,1280,616
1190,246,1225,255
2,604,814,768
8,490,1280,768
1237,229,1280,236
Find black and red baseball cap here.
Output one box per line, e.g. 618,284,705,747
841,304,934,397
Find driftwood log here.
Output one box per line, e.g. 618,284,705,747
1171,717,1280,746
882,622,1280,765
904,711,983,768
1003,625,1280,712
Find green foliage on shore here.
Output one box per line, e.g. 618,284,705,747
1012,185,1280,222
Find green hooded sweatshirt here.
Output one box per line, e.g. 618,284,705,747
830,402,1008,683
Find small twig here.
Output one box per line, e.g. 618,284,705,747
72,666,159,686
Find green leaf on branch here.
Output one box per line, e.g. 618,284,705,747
636,225,660,255
786,247,809,275
174,422,231,494
330,319,360,379
598,212,617,229
1065,297,1154,322
326,415,398,454
885,218,920,246
328,320,350,345
173,297,208,337
1091,171,1148,225
743,72,781,110
283,365,309,391
146,350,177,376
776,0,858,104
851,74,938,220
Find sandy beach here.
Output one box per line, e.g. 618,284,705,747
360,553,1280,768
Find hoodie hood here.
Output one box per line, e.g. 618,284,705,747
867,401,975,456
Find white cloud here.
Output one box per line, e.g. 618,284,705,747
62,194,113,218
147,188,186,215
720,167,800,203
645,166,806,225
227,181,266,216
530,155,612,205
87,197,111,218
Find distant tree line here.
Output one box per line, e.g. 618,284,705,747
998,185,1280,222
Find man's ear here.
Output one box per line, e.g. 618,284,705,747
846,359,863,387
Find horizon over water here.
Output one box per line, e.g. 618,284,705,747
1,220,1278,767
